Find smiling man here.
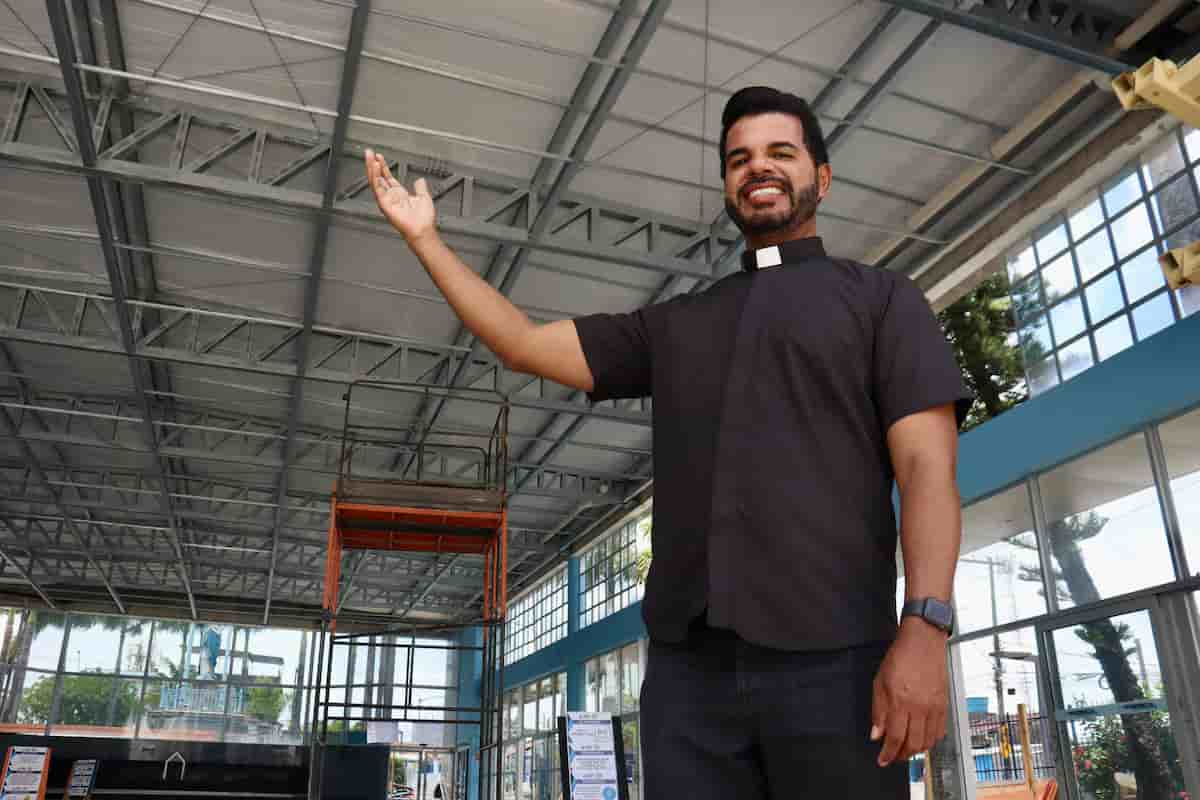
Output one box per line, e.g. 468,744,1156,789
365,85,972,799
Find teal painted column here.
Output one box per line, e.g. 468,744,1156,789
566,556,587,711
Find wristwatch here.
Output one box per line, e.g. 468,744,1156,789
902,597,955,635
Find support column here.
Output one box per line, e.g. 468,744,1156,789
566,557,586,712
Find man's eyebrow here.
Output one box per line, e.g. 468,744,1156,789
725,142,800,160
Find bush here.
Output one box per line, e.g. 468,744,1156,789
1072,712,1186,800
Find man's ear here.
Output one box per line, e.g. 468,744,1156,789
817,163,833,201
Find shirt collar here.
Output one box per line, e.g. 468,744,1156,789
741,237,827,272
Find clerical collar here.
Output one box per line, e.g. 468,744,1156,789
741,237,827,272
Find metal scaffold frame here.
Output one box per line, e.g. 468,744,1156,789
309,382,510,800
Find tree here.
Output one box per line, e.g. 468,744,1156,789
1017,514,1177,799
937,272,1029,431
246,685,287,723
18,672,139,726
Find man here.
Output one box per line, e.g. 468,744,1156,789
365,85,971,798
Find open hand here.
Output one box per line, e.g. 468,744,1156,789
365,148,435,244
871,619,949,767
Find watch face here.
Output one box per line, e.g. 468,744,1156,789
928,600,954,629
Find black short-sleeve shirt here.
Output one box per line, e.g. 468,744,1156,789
574,236,972,652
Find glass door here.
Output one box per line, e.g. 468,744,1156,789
1038,595,1199,800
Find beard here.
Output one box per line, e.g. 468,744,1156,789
725,174,820,238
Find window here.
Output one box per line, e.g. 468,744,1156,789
1037,434,1176,608
579,511,652,628
582,646,645,800
1010,127,1194,396
1159,406,1200,575
955,485,1046,635
504,568,568,663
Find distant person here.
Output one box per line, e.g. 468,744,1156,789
365,85,970,798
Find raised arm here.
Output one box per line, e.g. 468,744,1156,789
366,149,595,392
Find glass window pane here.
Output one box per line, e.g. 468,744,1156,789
1132,292,1175,340
1160,407,1200,577
1094,315,1133,362
1074,229,1114,283
1103,171,1141,216
523,683,537,733
141,679,228,741
1178,283,1200,318
585,659,600,713
1057,336,1094,382
1011,274,1045,324
1111,205,1154,261
1049,295,1086,345
1007,247,1037,284
1020,314,1054,364
10,670,55,729
62,615,122,673
1037,435,1176,609
600,651,619,714
555,672,566,721
1121,248,1166,304
51,675,142,738
538,678,554,731
955,486,1045,634
956,627,1043,718
241,628,304,685
119,619,152,676
1051,609,1162,707
1186,127,1200,163
1069,194,1104,241
1142,134,1187,190
1151,176,1199,247
1027,355,1059,396
1035,224,1069,263
1041,253,1077,303
1084,272,1124,323
27,611,66,671
620,643,641,714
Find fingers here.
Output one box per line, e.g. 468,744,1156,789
878,710,908,767
902,713,927,762
927,709,947,752
414,177,431,199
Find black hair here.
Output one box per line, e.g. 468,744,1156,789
719,86,828,177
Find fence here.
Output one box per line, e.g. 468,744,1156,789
968,710,1057,785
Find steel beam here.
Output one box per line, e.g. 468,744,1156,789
877,0,1138,74
264,0,372,625
0,406,125,611
43,0,199,616
406,0,653,470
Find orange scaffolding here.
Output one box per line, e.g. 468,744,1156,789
310,382,511,800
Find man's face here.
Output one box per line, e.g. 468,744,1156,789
723,112,825,239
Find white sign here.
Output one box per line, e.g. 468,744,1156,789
564,713,620,800
67,759,98,797
1,746,48,800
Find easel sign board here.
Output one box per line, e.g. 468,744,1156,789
557,713,630,800
65,760,98,799
0,745,50,800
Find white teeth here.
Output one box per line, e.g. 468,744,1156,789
748,187,783,199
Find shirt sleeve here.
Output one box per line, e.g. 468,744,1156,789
873,275,974,431
573,308,654,402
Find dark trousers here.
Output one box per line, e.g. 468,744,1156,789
639,621,908,799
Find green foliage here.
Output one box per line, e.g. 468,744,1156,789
937,273,1028,431
18,672,139,726
1072,711,1185,800
245,685,287,723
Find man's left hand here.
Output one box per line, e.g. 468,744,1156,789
870,617,949,767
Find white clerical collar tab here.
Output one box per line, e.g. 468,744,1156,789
754,246,782,270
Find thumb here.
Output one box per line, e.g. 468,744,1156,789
414,177,431,199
